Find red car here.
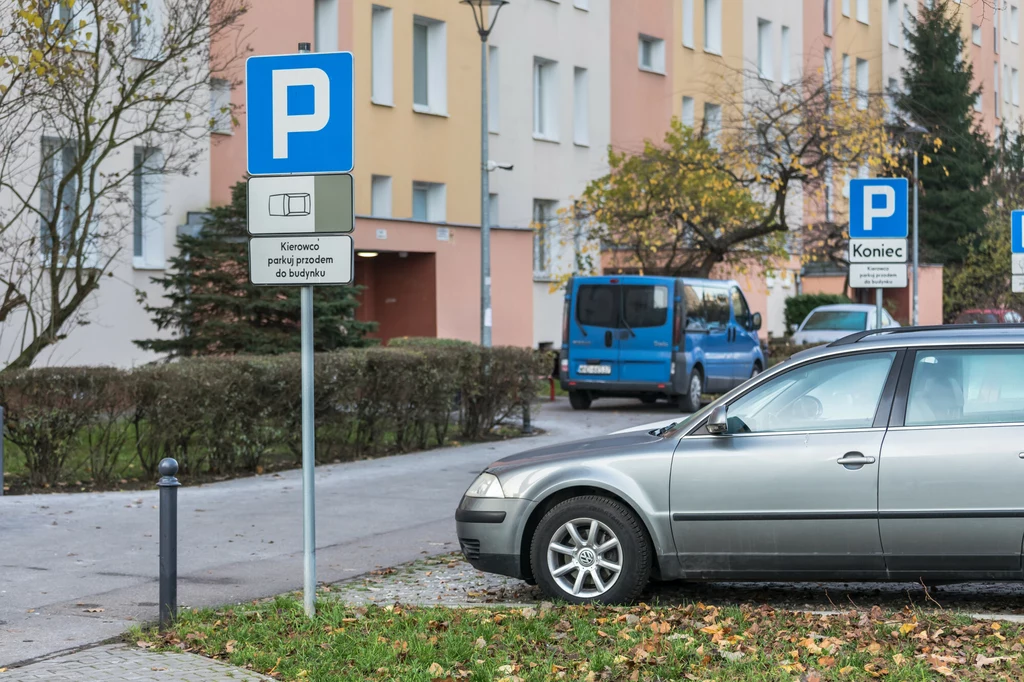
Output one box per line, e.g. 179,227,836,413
954,309,1023,324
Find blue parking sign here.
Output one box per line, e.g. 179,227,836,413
246,52,354,176
849,178,908,239
1014,211,1024,254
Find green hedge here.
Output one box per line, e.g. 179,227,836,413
0,346,549,488
783,293,852,332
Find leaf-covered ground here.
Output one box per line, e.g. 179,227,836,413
144,594,1024,681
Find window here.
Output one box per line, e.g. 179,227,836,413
412,181,445,222
133,147,165,269
703,102,721,148
638,35,666,74
488,45,499,132
574,0,588,8
825,0,833,36
721,352,896,434
730,287,751,326
1006,64,1011,104
371,175,392,218
757,19,773,81
577,285,619,328
824,161,834,221
623,285,669,328
903,3,911,49
973,24,982,46
1014,67,1020,106
413,16,446,115
533,57,559,140
681,96,695,127
841,53,850,99
842,0,850,17
131,0,161,59
996,62,1001,116
780,25,791,83
996,5,1001,54
856,0,869,24
40,137,78,257
704,0,722,54
315,0,338,52
533,199,558,274
887,76,898,111
905,349,1024,427
371,6,393,105
1014,6,1020,43
573,67,589,145
488,193,499,227
855,57,868,110
682,0,695,48
210,78,232,135
703,287,729,331
683,285,706,329
888,0,899,45
823,47,834,91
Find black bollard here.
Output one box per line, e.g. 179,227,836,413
157,458,180,630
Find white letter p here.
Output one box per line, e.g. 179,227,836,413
863,186,895,231
272,68,331,160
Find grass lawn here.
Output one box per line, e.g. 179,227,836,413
141,592,1024,681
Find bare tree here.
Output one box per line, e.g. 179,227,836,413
0,0,247,370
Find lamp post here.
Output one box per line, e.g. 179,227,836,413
462,0,508,347
887,120,928,326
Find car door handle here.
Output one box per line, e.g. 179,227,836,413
837,452,876,467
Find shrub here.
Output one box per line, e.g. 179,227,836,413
783,293,852,332
388,336,477,349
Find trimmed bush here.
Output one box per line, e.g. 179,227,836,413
783,293,852,332
0,344,547,488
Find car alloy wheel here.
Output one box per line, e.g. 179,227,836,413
546,517,621,598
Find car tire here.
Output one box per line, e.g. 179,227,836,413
678,368,702,413
530,495,651,605
751,361,763,379
568,390,592,410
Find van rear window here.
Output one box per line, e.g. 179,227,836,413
576,284,669,329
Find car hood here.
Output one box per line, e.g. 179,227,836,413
487,431,662,474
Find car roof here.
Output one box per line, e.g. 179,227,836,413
807,304,878,313
793,326,1024,363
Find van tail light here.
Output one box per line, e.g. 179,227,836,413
562,298,570,345
673,301,682,347
560,358,568,375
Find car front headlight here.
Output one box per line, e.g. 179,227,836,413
464,472,505,499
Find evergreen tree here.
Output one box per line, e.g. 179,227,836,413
135,182,376,357
896,0,992,265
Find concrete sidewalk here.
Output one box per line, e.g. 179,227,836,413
0,398,672,668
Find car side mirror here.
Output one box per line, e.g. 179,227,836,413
707,405,729,435
750,312,762,331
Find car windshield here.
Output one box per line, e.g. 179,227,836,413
802,310,867,331
955,312,999,324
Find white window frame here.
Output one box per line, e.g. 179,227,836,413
371,175,392,218
703,102,722,149
412,181,446,223
131,0,162,60
825,0,833,36
842,0,850,18
841,53,850,99
533,199,558,277
704,0,722,54
1014,68,1020,106
887,0,899,46
1013,6,1020,43
757,19,773,81
682,0,695,48
996,62,1001,117
412,16,447,116
682,96,695,127
1006,64,1011,104
823,47,834,91
856,0,869,24
315,0,339,52
855,57,868,110
973,24,982,46
638,34,666,74
210,78,232,135
488,45,499,132
371,5,394,106
533,57,559,141
975,90,984,112
780,25,791,84
573,66,589,146
133,147,165,270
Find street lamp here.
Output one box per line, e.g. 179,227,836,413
461,0,509,347
887,120,928,326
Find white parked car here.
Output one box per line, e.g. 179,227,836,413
791,303,900,346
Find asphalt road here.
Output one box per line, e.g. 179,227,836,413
0,397,672,666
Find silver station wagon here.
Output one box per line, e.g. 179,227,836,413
455,326,1024,603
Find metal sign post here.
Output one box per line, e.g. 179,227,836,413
246,43,355,617
848,179,909,323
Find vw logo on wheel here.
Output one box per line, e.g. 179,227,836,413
577,548,596,567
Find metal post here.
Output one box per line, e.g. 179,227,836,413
876,288,883,329
480,38,492,348
158,458,180,630
912,150,920,326
0,405,5,497
300,285,316,617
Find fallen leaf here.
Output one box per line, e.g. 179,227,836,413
721,650,744,662
975,655,1013,669
474,637,486,650
497,664,514,674
225,640,236,653
934,666,956,678
520,607,537,619
893,653,905,665
800,672,823,682
428,663,445,676
899,622,916,636
839,666,855,675
136,640,154,649
818,656,836,668
870,605,884,620
84,608,104,613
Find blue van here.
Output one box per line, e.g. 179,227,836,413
559,275,763,412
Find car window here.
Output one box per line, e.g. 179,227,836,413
684,285,706,330
905,348,1024,427
577,285,619,328
622,285,669,328
722,352,896,434
704,288,730,331
730,287,750,326
801,310,868,331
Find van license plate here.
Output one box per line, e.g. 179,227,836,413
578,365,611,375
